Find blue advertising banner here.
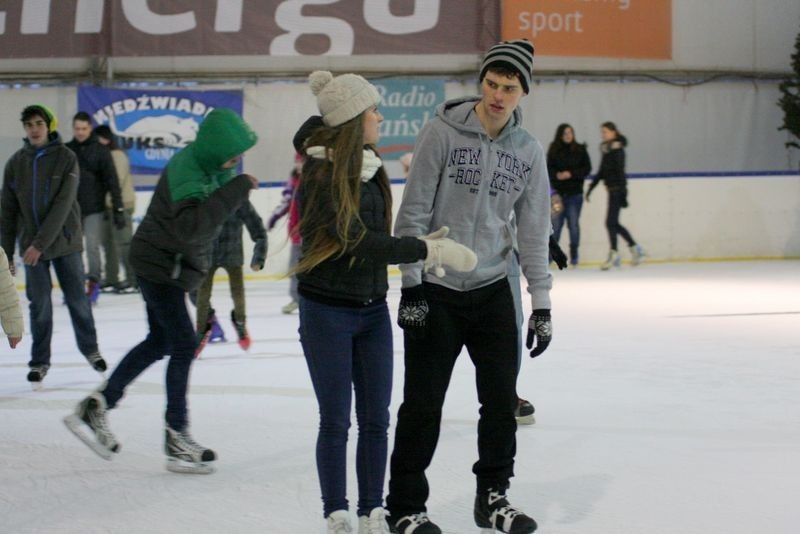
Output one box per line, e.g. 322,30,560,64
372,78,444,161
77,87,243,175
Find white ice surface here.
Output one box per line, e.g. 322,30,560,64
1,261,798,534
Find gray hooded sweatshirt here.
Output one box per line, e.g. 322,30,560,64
396,97,552,310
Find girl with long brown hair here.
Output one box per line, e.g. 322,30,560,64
294,71,476,534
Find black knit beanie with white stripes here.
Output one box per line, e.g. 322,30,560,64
479,39,535,94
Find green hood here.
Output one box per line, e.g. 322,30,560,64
166,108,258,202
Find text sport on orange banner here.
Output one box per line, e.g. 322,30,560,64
502,0,671,59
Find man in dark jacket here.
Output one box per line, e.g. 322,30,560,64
66,111,125,302
65,108,259,474
1,105,107,389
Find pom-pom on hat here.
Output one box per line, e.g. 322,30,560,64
309,70,381,127
479,39,535,94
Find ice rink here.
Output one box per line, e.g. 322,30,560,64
1,260,798,534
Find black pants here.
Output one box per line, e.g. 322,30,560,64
606,189,635,250
386,278,518,517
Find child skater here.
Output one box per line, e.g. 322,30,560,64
195,200,267,356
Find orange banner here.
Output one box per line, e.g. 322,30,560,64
502,0,671,59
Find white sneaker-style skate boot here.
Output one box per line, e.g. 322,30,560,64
281,299,299,314
629,244,645,266
358,507,390,534
600,250,621,271
165,425,217,474
63,391,120,460
328,510,353,533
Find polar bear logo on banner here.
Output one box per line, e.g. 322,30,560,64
109,115,199,148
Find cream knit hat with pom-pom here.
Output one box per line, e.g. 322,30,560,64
309,70,381,127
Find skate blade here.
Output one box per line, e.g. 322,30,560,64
515,414,536,425
63,414,114,460
30,381,43,391
166,457,215,475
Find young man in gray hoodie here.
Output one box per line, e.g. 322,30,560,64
386,40,551,534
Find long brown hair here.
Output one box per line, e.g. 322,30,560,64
294,112,392,274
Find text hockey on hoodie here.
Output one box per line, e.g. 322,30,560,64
396,96,553,310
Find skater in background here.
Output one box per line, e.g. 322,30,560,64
65,108,259,474
1,105,107,388
267,152,302,315
195,200,267,356
294,70,476,534
586,121,644,270
94,124,138,294
386,40,548,534
66,112,125,303
547,123,591,268
0,252,24,350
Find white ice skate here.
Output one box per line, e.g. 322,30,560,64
63,392,120,461
358,507,390,533
165,425,216,474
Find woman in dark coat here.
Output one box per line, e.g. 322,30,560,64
586,122,644,269
547,123,591,267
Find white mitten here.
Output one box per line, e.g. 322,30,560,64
420,235,478,277
422,226,449,240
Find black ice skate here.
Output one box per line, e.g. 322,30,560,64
84,351,107,374
165,425,216,474
388,512,442,534
514,397,535,425
474,489,537,533
63,392,120,460
27,364,50,391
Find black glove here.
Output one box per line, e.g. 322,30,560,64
251,239,267,271
112,209,125,230
549,236,568,270
526,309,552,358
397,285,428,338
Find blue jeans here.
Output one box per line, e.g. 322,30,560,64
552,193,583,265
82,212,104,283
299,296,393,517
25,251,98,367
102,277,196,431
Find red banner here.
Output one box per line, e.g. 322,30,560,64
0,0,499,58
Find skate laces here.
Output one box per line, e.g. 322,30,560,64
364,508,389,533
169,427,207,454
487,491,522,528
327,511,353,533
86,395,117,446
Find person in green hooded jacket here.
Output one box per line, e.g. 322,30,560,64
65,108,259,474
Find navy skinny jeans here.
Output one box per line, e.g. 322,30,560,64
299,296,393,518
